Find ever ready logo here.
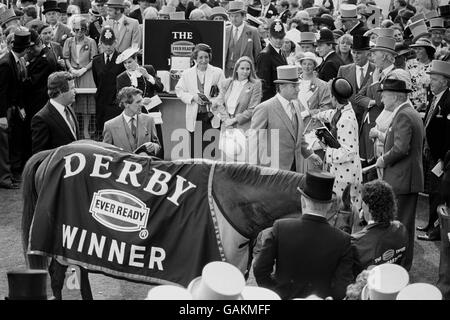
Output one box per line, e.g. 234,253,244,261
90,189,150,239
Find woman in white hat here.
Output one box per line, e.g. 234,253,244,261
297,51,331,172
406,37,435,111
63,15,98,139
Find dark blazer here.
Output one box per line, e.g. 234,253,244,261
24,50,57,118
53,23,72,47
92,51,125,127
116,65,164,99
31,101,79,154
88,17,105,44
351,221,409,276
425,88,450,162
317,51,344,82
224,22,262,67
383,102,424,195
0,52,21,118
42,41,65,71
337,62,375,126
348,21,369,36
253,215,354,300
279,9,291,24
129,8,143,24
256,43,287,102
262,3,278,19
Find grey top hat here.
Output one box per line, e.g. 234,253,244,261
0,8,20,26
409,19,430,43
426,60,450,79
227,1,246,13
274,65,300,84
370,36,397,56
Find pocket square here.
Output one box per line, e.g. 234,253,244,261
247,38,253,42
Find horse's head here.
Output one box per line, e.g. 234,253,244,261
212,163,304,239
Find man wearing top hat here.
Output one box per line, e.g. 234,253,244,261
253,170,354,300
316,28,344,82
103,0,141,53
416,60,450,242
43,1,71,47
0,29,32,189
375,78,424,271
256,19,288,102
428,17,447,59
224,1,261,77
337,35,375,127
0,8,22,30
354,36,405,169
92,26,125,136
339,3,368,36
250,65,322,172
298,31,316,53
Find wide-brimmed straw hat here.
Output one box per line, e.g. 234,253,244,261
116,47,140,64
410,37,436,55
298,51,322,67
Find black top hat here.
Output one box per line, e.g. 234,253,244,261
298,170,335,203
312,14,335,30
269,20,286,39
99,26,116,45
58,2,68,14
7,270,49,300
316,28,337,44
12,30,33,51
378,78,412,93
438,5,450,18
42,1,61,14
331,77,353,100
352,35,370,50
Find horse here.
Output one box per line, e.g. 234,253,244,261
21,140,305,299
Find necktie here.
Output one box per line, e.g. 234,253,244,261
233,27,239,44
359,66,365,89
106,54,110,64
130,117,137,141
378,70,384,82
289,102,298,133
64,106,76,137
425,96,438,128
113,20,119,35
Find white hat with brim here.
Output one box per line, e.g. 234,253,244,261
367,264,409,300
116,47,140,64
298,52,322,67
145,285,193,300
187,261,245,300
241,286,281,300
396,283,442,300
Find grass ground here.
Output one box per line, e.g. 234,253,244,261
0,188,441,300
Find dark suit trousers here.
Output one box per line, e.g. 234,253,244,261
396,193,418,271
189,112,214,159
438,208,450,300
8,107,31,177
425,154,442,234
0,125,12,184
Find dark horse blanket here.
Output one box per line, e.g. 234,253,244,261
27,141,303,286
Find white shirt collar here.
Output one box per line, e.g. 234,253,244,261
117,15,125,25
276,93,290,108
323,50,334,61
434,89,447,105
391,100,410,119
358,61,369,72
50,98,66,112
122,112,137,124
234,22,245,33
270,43,281,54
11,51,21,64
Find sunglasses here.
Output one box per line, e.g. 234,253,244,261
73,28,86,32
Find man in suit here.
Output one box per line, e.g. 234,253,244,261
103,0,141,53
31,71,79,154
0,29,31,189
253,170,354,299
224,1,262,77
277,0,291,24
375,78,424,271
337,35,375,127
87,3,107,44
129,0,153,24
43,1,71,47
259,0,278,19
316,28,344,82
38,24,65,71
354,36,402,168
250,65,322,172
103,86,161,155
92,27,125,138
417,60,450,241
340,3,368,36
256,19,287,102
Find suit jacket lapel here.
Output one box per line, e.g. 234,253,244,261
235,81,251,112
67,105,79,139
362,63,375,88
273,98,295,138
239,25,249,56
119,116,135,151
136,114,146,147
48,102,77,140
118,19,128,46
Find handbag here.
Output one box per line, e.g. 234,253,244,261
209,84,219,98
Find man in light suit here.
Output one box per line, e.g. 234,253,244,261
249,65,322,172
224,1,262,77
42,1,71,47
103,0,141,53
103,86,161,155
376,78,424,271
337,35,375,127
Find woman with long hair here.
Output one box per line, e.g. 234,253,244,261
336,34,353,65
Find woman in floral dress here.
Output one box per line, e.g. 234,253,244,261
406,37,435,112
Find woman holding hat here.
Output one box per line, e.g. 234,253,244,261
63,15,98,139
312,77,362,209
176,43,225,158
406,37,435,111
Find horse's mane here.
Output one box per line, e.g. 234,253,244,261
22,149,54,268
